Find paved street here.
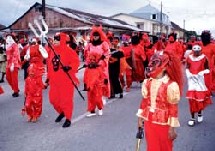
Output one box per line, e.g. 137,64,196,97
0,67,215,151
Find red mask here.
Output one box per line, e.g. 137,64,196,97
146,53,169,78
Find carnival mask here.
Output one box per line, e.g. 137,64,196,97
6,35,15,49
146,53,169,78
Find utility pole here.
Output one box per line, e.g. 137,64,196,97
42,0,46,19
160,1,163,36
41,0,46,46
183,19,186,41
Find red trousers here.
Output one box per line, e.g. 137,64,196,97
49,84,74,120
144,113,173,151
25,76,43,119
6,67,19,92
87,86,103,111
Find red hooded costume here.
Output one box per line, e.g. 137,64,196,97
47,32,80,123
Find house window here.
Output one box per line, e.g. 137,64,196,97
151,14,157,20
137,23,144,30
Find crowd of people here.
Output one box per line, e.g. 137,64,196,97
0,25,214,150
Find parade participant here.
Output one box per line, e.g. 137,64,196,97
136,51,183,151
84,25,110,101
119,40,132,92
21,37,48,122
131,33,146,83
185,45,212,126
84,52,105,117
47,32,79,128
108,37,124,98
165,33,184,60
19,38,30,79
201,30,215,92
0,40,6,83
5,33,21,97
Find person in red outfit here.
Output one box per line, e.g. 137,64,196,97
84,25,110,102
131,34,146,83
22,38,48,122
165,33,184,60
119,41,132,92
47,32,80,128
136,51,183,151
84,53,105,117
185,45,212,126
201,31,215,93
5,34,21,97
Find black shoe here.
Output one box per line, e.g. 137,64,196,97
0,79,4,83
119,93,123,98
55,113,65,122
62,119,71,128
12,92,19,97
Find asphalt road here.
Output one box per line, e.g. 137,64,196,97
0,67,215,151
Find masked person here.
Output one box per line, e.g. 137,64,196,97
84,25,110,102
185,45,212,126
5,34,21,97
84,53,105,117
136,51,183,151
22,38,48,122
47,32,80,128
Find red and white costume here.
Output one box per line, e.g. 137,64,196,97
186,54,212,113
136,52,183,151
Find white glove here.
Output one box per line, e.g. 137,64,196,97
10,63,14,72
198,69,210,76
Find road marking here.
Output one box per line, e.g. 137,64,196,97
71,92,128,124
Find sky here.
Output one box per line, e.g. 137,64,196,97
0,0,215,35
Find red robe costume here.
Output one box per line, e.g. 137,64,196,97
201,43,215,91
23,44,47,121
48,33,79,121
186,54,212,113
84,53,105,112
6,40,21,94
165,41,184,60
131,44,146,82
119,44,132,90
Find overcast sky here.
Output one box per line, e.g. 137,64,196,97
0,0,215,34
